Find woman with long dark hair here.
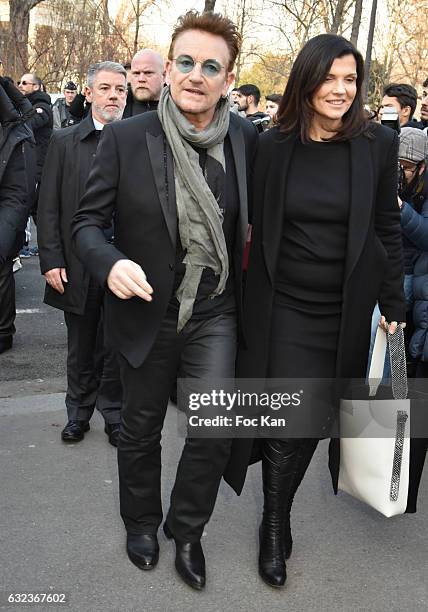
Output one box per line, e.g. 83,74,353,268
238,34,406,587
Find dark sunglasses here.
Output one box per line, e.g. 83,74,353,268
18,80,33,86
399,160,422,174
173,55,224,77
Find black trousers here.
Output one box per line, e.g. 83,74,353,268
118,309,237,542
64,278,121,424
0,258,15,340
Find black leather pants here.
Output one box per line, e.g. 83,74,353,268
118,309,237,542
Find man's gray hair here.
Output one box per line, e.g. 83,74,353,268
28,74,42,89
87,61,127,88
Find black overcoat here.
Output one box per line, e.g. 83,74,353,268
237,123,406,491
0,122,35,262
71,110,258,494
38,115,99,314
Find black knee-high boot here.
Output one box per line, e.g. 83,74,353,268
259,439,301,587
283,439,319,559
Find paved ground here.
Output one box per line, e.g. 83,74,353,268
1,247,66,395
0,247,426,612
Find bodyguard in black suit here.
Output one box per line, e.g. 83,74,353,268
38,62,127,446
72,11,257,590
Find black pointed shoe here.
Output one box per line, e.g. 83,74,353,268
163,523,205,590
259,523,287,588
104,423,120,447
61,420,90,442
126,533,159,570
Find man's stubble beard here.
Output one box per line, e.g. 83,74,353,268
94,105,124,123
133,86,158,102
172,97,216,118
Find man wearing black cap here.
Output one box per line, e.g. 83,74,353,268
53,81,78,129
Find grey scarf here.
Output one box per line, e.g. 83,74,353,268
157,85,230,331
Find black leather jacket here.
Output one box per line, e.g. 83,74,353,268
26,90,53,182
0,122,36,262
0,81,36,261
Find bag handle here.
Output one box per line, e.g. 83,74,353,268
387,325,408,400
368,325,408,399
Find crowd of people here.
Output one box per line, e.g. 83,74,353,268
0,8,427,593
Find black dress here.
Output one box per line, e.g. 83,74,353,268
268,139,350,380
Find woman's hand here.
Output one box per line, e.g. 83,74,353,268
379,315,406,334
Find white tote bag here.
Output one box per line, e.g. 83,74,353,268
338,326,410,517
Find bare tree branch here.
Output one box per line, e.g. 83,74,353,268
350,0,363,46
204,1,217,12
330,0,347,34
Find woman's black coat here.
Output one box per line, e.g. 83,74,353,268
238,123,406,492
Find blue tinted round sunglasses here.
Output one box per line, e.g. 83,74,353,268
173,55,224,77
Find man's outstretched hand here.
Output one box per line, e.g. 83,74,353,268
107,259,153,301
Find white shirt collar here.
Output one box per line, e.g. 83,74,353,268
92,117,105,131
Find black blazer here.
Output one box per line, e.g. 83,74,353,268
237,123,406,490
72,111,258,368
38,115,100,314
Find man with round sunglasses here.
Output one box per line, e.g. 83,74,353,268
72,10,257,590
